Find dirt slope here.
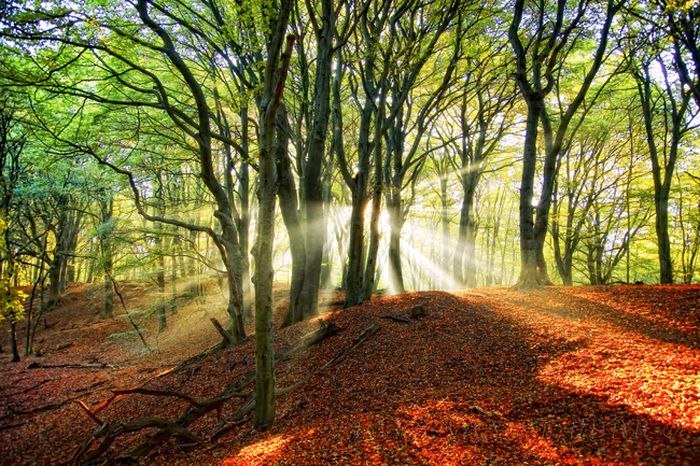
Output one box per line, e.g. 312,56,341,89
1,284,698,465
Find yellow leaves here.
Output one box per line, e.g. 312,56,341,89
0,278,26,325
664,0,697,13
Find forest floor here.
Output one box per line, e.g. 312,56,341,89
0,283,698,465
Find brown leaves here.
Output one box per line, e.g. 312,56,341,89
2,285,699,465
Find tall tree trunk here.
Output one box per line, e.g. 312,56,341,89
155,175,167,332
453,195,468,285
345,173,369,306
517,100,542,286
655,194,673,283
100,196,114,318
238,100,252,317
386,190,405,293
636,61,688,284
344,98,373,306
298,0,334,319
440,178,449,274
362,181,382,300
253,17,293,428
319,175,333,289
276,106,306,326
464,215,477,287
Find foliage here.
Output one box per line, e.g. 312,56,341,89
0,278,26,326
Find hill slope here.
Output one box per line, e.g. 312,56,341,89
1,285,699,465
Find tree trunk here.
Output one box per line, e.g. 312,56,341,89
254,113,279,430
298,0,334,318
453,194,468,285
253,20,293,429
440,178,449,275
101,196,114,318
386,190,405,293
238,102,253,318
362,181,382,301
276,106,306,326
156,178,167,332
10,321,20,362
345,174,369,306
344,99,373,306
319,178,333,289
516,99,543,287
655,194,673,283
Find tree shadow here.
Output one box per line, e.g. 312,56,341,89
210,291,699,465
492,286,699,350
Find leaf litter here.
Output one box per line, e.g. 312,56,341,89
1,284,698,465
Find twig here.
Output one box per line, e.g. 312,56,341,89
74,400,102,425
104,269,152,354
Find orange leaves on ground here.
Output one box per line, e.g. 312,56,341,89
2,284,699,465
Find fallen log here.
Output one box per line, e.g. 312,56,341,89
381,314,412,323
0,422,24,433
381,305,427,324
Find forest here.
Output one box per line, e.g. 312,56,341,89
0,0,699,464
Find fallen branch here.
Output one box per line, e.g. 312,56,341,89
156,344,221,379
380,305,427,324
210,318,236,347
72,319,341,464
381,315,412,323
73,380,108,394
278,320,340,360
2,395,81,420
27,362,118,370
74,400,102,425
322,322,380,369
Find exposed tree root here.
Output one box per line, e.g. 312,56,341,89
4,379,53,397
27,362,118,370
71,320,345,465
1,395,81,422
0,421,25,432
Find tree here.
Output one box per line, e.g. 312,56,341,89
630,53,695,283
2,0,252,340
280,0,357,324
508,0,623,286
657,0,700,108
252,0,294,429
446,49,515,287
